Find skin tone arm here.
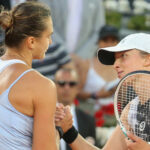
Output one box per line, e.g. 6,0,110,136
55,104,128,150
55,104,100,150
70,134,100,150
96,86,117,98
55,104,73,149
102,125,127,150
69,125,127,150
77,86,117,100
32,72,59,150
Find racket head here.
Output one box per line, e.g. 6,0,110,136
114,70,150,142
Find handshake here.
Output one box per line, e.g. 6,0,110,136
55,103,78,144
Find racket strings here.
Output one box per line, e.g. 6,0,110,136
117,73,150,142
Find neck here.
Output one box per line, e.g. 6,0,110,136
2,48,32,68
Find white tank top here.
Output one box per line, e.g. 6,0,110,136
0,59,34,150
83,61,119,110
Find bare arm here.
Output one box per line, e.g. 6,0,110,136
55,104,99,150
78,86,117,100
69,134,100,150
96,86,117,98
55,105,128,150
32,75,58,150
103,125,127,150
69,126,127,150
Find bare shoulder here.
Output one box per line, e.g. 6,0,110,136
29,70,54,86
10,63,57,105
10,63,55,91
24,70,57,113
27,70,56,96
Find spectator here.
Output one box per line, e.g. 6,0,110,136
38,0,105,58
54,68,97,150
72,25,120,127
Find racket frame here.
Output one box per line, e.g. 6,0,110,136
114,70,150,138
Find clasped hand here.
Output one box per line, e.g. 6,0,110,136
55,103,73,133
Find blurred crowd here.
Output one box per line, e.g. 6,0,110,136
0,0,148,149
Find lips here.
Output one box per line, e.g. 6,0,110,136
117,71,124,78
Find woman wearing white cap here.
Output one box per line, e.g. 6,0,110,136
56,33,150,150
98,32,150,150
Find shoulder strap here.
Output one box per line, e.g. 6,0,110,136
8,69,34,90
0,59,26,73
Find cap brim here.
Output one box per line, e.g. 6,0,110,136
98,45,135,65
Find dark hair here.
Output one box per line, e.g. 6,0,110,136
98,25,119,42
0,1,51,48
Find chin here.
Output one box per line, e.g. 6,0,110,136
62,100,71,106
33,54,45,60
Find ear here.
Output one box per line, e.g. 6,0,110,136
143,55,150,67
25,36,36,50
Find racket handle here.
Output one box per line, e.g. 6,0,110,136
118,121,127,137
121,127,127,137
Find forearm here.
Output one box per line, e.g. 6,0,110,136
97,87,117,99
103,126,127,150
77,90,112,100
70,134,100,150
77,91,92,100
56,130,60,150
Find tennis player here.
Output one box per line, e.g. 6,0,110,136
0,1,72,150
56,33,150,150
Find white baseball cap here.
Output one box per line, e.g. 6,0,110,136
98,33,150,65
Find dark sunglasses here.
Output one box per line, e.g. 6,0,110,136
56,80,78,87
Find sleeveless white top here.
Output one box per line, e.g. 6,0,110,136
83,61,119,110
0,59,33,150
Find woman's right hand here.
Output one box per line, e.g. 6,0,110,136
55,103,73,133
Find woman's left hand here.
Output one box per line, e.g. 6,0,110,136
55,103,65,122
125,132,150,150
55,104,73,133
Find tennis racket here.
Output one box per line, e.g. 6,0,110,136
114,70,150,143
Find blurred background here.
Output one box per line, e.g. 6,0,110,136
105,0,150,37
1,0,150,149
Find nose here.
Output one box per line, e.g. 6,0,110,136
63,84,71,90
113,58,120,70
